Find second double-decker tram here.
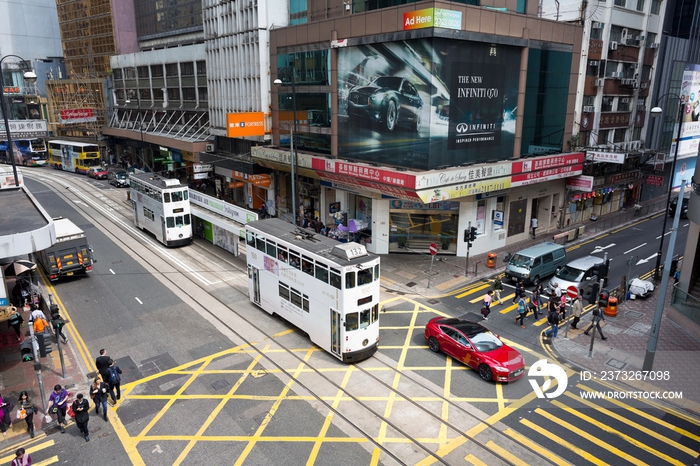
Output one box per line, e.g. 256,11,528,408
245,218,380,363
129,173,193,247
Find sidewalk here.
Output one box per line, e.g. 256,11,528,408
0,304,88,447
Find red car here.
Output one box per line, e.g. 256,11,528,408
87,166,108,179
424,317,525,382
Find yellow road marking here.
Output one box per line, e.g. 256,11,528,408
0,440,54,464
519,418,606,465
535,407,647,466
566,389,698,457
485,440,530,466
34,457,59,466
456,283,490,299
551,399,685,465
504,428,571,466
465,453,488,466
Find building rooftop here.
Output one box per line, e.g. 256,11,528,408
0,186,55,259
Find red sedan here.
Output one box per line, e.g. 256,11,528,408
87,166,108,179
424,317,525,382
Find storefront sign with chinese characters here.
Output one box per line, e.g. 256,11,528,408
566,175,594,191
586,151,626,164
645,175,664,186
511,165,583,187
608,170,640,184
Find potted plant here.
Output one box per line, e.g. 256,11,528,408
440,234,451,250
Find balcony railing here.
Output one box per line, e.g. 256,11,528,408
671,285,700,325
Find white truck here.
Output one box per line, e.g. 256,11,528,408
35,217,95,281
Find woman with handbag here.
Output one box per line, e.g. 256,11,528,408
0,392,9,437
17,391,36,438
48,385,69,433
71,394,91,442
90,377,109,421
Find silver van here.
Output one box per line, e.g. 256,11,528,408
505,243,567,286
108,168,129,187
545,255,604,295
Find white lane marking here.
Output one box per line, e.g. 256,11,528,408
623,243,647,255
636,253,658,265
135,297,143,305
110,269,116,275
591,243,616,252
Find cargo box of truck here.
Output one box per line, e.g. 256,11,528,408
35,217,95,281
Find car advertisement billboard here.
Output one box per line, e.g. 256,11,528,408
338,38,521,170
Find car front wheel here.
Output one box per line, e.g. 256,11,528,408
428,336,440,353
384,100,397,131
478,364,493,382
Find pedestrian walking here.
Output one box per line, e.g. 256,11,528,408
559,294,567,320
514,293,527,328
7,309,23,341
107,359,123,403
482,290,493,320
674,267,681,284
0,392,10,437
260,201,269,219
584,302,608,340
492,276,504,305
90,377,109,421
11,448,31,466
553,282,562,299
50,309,68,344
531,217,538,238
17,391,36,438
29,305,47,323
95,349,111,382
71,394,90,442
544,308,560,339
48,385,69,433
532,284,543,319
513,280,523,304
570,296,583,329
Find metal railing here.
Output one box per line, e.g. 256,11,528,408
584,199,667,235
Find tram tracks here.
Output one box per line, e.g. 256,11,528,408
25,170,559,465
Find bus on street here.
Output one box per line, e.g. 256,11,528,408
47,140,101,174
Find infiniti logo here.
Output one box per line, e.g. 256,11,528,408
456,123,469,133
455,122,497,133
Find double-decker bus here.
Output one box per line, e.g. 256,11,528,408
47,140,101,174
0,139,48,166
245,218,380,363
129,172,193,247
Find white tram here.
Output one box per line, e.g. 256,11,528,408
129,173,193,247
245,219,380,363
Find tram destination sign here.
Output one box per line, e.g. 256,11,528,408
0,119,49,139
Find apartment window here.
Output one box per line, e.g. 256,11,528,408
137,66,149,78
196,61,206,76
153,88,164,100
651,0,661,14
637,97,647,109
182,87,196,101
113,69,122,80
124,67,136,79
165,63,178,77
605,61,620,78
516,0,526,13
181,62,194,76
618,97,631,112
614,0,626,6
602,96,614,112
610,26,624,43
583,95,595,106
636,0,645,11
598,130,610,145
151,65,163,78
167,88,180,101
198,87,208,101
647,33,657,44
613,129,626,143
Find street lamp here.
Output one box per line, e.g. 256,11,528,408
649,94,684,282
0,55,37,186
274,69,299,226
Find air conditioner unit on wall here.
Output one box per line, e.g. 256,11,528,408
611,71,622,78
592,22,604,29
205,144,215,152
621,97,630,103
640,82,649,89
630,63,638,69
589,60,600,67
610,41,618,50
595,78,605,87
583,106,595,112
649,42,659,49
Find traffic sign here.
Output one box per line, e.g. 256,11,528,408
429,243,438,256
566,286,578,299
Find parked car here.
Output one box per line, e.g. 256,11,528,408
87,166,108,179
668,195,689,219
108,168,129,187
505,243,567,286
545,255,604,296
424,317,525,382
347,76,423,132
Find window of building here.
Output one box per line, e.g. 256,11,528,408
153,88,164,100
167,88,180,101
137,66,149,79
182,87,196,101
196,61,206,76
636,0,644,11
591,28,604,40
276,50,330,86
151,65,164,78
290,0,308,24
180,62,194,76
113,69,123,80
516,0,526,14
614,0,626,7
583,95,595,106
597,130,610,145
602,96,614,112
618,96,631,112
613,128,626,143
165,63,178,77
637,97,647,110
633,127,642,140
198,87,208,101
605,61,620,78
610,26,624,43
651,0,661,14
124,67,136,79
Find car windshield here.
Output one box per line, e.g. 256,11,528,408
468,331,503,352
372,76,402,90
555,265,585,281
509,253,532,269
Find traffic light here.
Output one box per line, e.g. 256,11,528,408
469,227,478,242
20,341,34,362
36,332,53,357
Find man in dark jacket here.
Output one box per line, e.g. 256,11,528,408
95,349,111,381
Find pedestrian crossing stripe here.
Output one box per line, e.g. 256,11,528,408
519,418,606,465
485,440,530,466
564,390,698,457
0,440,54,465
535,407,647,466
550,400,686,466
34,456,59,466
503,428,571,466
464,453,489,466
456,283,491,299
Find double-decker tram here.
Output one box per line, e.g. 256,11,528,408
245,218,380,363
129,173,193,247
47,140,101,173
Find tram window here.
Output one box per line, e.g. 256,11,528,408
303,295,309,312
315,263,328,283
290,289,302,308
371,304,379,323
184,214,191,225
166,217,175,228
374,264,380,281
345,313,359,331
302,256,314,276
266,241,277,258
345,271,355,289
183,190,189,200
246,231,255,247
358,268,372,285
279,283,290,301
171,191,183,202
330,269,341,289
360,309,370,329
164,192,171,203
289,251,300,269
255,236,266,252
278,249,288,263
175,216,184,227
